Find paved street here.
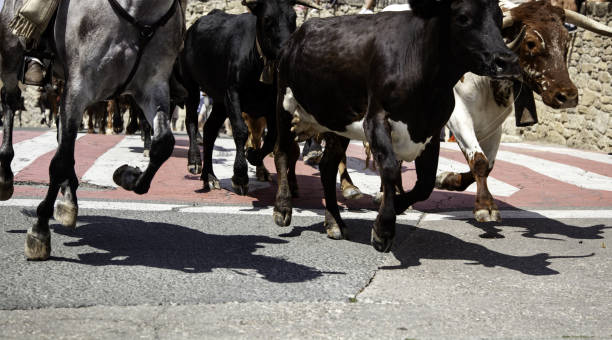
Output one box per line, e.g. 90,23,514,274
0,128,611,339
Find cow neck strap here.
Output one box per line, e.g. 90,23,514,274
255,35,274,85
108,0,180,98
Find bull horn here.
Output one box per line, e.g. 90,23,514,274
295,0,322,10
507,25,526,50
564,9,612,37
502,12,514,29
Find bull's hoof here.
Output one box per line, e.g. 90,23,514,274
0,178,14,201
324,216,347,240
203,174,221,191
371,229,393,253
54,200,78,229
256,165,270,182
273,207,292,227
188,163,203,175
143,149,150,158
435,171,453,190
112,164,142,191
372,191,383,206
474,209,502,222
303,150,323,166
342,185,363,200
25,227,51,261
231,179,249,196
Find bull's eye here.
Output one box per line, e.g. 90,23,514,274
456,15,470,26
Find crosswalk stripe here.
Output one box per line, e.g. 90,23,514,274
81,135,150,188
437,157,520,197
507,143,612,165
441,142,612,192
12,131,85,175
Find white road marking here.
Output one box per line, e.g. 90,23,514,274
81,135,149,187
508,142,612,165
12,131,85,175
437,157,520,197
441,142,612,192
2,199,611,220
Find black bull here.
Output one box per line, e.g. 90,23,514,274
273,0,520,252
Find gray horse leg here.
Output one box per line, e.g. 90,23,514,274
26,87,85,260
0,85,19,201
113,91,174,195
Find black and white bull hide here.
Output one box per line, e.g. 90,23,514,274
179,0,319,195
436,0,612,222
0,0,186,260
273,0,520,252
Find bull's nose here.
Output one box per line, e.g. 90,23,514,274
554,88,579,108
493,52,519,76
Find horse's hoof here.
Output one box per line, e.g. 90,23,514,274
113,164,142,191
25,227,51,261
231,179,249,196
256,165,270,182
273,208,292,227
54,200,78,229
0,178,14,201
188,163,203,175
143,149,150,158
372,191,383,205
342,186,363,200
371,229,393,253
474,209,502,223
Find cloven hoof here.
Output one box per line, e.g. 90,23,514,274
342,185,363,200
324,218,346,240
273,208,292,227
371,229,393,253
25,227,51,261
231,179,249,196
54,200,78,229
188,163,203,175
474,208,502,223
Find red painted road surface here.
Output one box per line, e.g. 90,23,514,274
3,129,612,211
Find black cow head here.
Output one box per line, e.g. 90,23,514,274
410,0,520,79
242,0,321,61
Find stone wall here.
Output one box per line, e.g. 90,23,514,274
502,1,612,152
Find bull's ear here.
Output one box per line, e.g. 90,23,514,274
242,0,262,13
408,0,448,18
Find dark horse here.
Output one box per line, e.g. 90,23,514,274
0,0,186,260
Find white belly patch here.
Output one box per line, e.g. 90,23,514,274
283,87,432,162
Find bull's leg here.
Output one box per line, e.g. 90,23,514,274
185,86,202,175
225,90,249,195
86,112,95,134
113,89,174,195
141,118,152,158
27,86,86,260
394,140,439,214
273,85,297,227
321,134,350,239
201,101,225,191
363,109,400,253
338,156,363,200
0,86,20,201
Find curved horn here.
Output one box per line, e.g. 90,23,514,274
502,12,514,29
564,9,612,37
295,0,322,10
507,25,526,50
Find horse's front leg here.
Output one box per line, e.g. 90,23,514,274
0,86,20,201
27,86,86,260
113,93,174,195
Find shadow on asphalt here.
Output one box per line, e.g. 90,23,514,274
281,216,599,276
42,215,336,283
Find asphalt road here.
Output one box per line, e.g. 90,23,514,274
1,205,611,339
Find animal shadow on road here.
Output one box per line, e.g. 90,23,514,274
48,215,329,283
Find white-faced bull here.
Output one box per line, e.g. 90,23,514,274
273,0,520,252
178,0,320,195
0,0,186,260
436,0,612,222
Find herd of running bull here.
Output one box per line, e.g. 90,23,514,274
0,0,611,259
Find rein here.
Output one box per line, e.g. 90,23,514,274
107,0,181,98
